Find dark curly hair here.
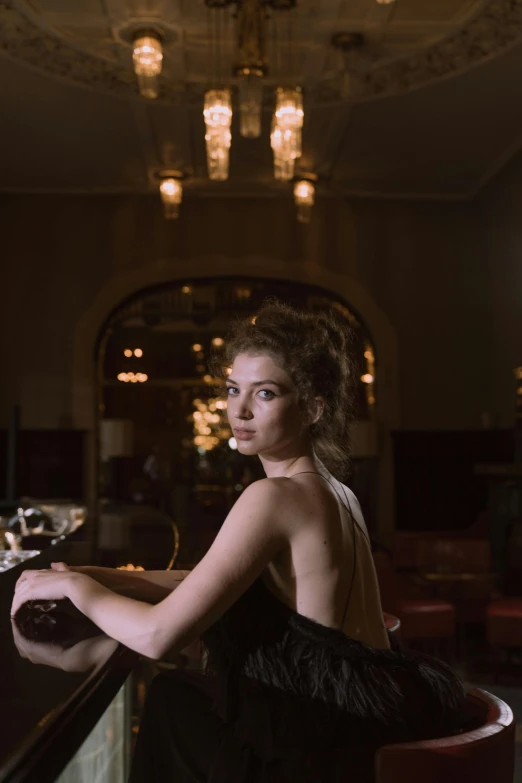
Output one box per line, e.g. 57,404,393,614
211,299,357,480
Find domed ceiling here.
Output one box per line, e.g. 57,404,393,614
2,0,522,197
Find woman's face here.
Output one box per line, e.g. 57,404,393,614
226,352,307,460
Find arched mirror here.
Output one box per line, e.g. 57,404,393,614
96,278,377,568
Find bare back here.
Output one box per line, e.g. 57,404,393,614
263,474,390,650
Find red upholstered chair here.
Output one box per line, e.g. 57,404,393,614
383,612,401,639
373,552,455,642
486,598,522,648
374,688,515,783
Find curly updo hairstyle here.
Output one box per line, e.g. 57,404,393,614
211,298,357,480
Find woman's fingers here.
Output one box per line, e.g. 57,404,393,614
51,562,69,571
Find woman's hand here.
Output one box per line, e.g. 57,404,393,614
10,568,85,619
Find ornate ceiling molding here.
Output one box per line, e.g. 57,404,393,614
1,0,522,105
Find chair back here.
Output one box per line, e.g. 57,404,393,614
375,688,515,783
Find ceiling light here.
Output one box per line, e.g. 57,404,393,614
134,348,143,357
212,337,224,347
124,349,132,358
159,176,183,220
293,179,315,224
192,343,203,352
132,31,163,99
203,89,232,181
181,285,192,294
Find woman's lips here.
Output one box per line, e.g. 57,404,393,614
234,429,256,441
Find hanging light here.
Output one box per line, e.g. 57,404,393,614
271,87,303,181
237,69,263,138
132,31,163,99
293,179,315,223
203,89,233,181
159,176,183,220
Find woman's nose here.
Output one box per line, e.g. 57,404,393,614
233,396,253,419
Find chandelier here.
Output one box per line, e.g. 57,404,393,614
132,30,163,99
159,175,183,219
234,0,267,138
293,179,315,223
203,89,233,181
271,87,303,181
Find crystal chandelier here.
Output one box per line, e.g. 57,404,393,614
203,89,233,181
271,87,303,181
159,176,183,219
132,31,163,99
293,179,315,223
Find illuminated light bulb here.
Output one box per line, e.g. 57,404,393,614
134,348,143,358
212,337,224,347
192,343,203,352
202,427,212,435
228,437,238,450
129,374,139,383
132,32,163,99
193,412,203,420
124,349,132,358
159,177,182,220
118,373,128,382
204,412,213,421
225,367,232,375
293,180,315,224
203,89,232,181
364,349,373,359
181,285,192,294
361,373,374,384
216,400,227,410
203,374,213,383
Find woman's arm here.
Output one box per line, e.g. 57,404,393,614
15,479,287,660
62,566,190,603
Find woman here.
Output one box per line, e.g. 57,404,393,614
11,301,465,782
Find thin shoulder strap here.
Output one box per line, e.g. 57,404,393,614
289,471,359,630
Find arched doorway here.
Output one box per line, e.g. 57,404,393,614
95,277,379,566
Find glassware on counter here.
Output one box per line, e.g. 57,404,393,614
0,550,40,573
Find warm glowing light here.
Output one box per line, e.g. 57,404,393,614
117,563,145,571
364,349,374,359
216,400,227,410
159,177,183,220
129,374,139,383
271,87,303,181
361,373,374,384
293,180,315,224
212,337,224,347
225,367,232,375
203,89,232,181
203,374,213,383
376,0,395,4
118,373,129,382
182,285,192,294
228,437,238,450
134,348,143,357
132,32,163,99
192,343,203,352
193,411,203,420
124,349,132,357
515,367,522,380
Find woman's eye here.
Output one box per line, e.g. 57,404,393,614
258,390,275,400
226,387,239,396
